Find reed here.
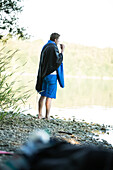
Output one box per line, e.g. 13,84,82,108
0,47,31,120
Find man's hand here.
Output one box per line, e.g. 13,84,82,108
60,44,65,53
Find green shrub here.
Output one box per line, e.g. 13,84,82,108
0,47,31,120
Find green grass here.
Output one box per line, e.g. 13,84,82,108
0,46,32,119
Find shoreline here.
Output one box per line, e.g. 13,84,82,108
0,113,113,163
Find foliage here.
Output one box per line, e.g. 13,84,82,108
3,39,113,77
0,0,28,39
0,47,31,120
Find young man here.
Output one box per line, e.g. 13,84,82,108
36,33,65,119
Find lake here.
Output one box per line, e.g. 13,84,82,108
18,74,113,126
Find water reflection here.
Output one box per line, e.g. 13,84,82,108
55,77,113,108
17,75,113,124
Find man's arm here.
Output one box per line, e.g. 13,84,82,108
53,45,63,68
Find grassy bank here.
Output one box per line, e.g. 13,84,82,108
1,39,113,77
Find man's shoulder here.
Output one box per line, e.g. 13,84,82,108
43,43,57,51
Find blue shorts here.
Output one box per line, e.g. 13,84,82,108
41,75,57,99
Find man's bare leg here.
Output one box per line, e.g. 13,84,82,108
45,97,52,119
38,96,45,119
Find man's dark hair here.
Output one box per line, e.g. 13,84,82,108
50,33,60,41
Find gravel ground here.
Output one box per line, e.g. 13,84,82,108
0,113,113,165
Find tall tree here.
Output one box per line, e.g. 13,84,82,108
0,0,27,39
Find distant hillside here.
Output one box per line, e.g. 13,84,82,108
1,39,113,77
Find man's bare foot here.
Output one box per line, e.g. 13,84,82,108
37,115,42,119
45,116,50,120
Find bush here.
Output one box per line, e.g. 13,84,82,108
0,47,31,120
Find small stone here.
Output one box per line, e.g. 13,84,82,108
68,118,71,121
101,127,106,131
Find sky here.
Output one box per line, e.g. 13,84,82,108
19,0,113,48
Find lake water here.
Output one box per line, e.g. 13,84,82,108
19,74,113,125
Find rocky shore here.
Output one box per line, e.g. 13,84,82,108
0,113,113,164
